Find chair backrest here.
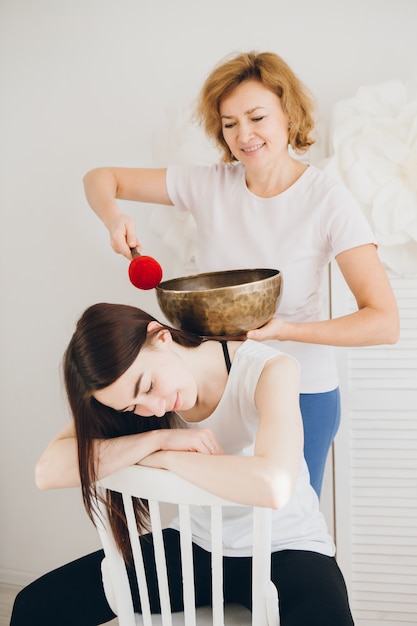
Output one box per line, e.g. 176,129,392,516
94,465,279,626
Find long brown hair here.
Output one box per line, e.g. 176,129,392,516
63,302,203,560
195,50,316,162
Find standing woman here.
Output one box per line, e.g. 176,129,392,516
83,51,400,496
11,303,354,625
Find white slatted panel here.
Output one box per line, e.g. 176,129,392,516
344,273,417,625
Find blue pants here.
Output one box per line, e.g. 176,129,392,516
300,388,341,498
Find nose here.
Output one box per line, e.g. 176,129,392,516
137,396,167,417
237,121,254,143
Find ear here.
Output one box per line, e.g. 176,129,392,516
147,321,163,334
146,321,173,345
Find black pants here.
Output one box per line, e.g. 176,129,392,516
10,529,354,626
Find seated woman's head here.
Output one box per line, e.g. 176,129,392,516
63,303,203,514
64,303,202,419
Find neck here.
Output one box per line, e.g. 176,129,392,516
246,158,308,198
176,340,239,422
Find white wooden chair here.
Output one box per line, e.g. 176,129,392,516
94,465,280,625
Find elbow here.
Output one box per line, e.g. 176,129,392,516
386,330,400,345
35,458,80,490
82,167,119,204
382,310,401,345
35,458,52,490
365,306,400,346
388,318,401,345
258,471,295,510
82,167,102,187
35,456,71,491
268,484,294,510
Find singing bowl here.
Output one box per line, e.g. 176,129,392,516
156,268,282,337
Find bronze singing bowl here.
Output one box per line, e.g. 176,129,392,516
156,268,282,337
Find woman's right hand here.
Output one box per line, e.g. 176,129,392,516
159,428,223,456
83,166,173,259
108,212,141,260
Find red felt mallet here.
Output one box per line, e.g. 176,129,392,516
128,247,163,290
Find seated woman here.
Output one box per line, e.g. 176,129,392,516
10,303,354,626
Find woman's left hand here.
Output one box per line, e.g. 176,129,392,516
139,428,224,469
247,317,287,342
139,446,222,471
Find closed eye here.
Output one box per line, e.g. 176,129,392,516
120,405,137,415
223,116,264,130
118,381,152,414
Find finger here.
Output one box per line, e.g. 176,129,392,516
194,440,218,455
247,321,274,341
114,240,134,260
206,441,224,455
110,232,129,256
195,442,215,455
125,223,140,251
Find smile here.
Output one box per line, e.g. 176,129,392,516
241,143,265,154
171,393,180,412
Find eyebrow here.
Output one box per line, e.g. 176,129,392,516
221,106,265,119
119,373,143,412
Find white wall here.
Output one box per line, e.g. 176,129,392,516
1,0,417,584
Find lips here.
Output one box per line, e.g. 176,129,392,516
241,142,265,154
170,393,180,412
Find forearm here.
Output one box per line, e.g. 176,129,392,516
284,306,399,347
36,430,163,491
142,451,297,509
95,430,163,481
250,305,399,347
83,168,122,229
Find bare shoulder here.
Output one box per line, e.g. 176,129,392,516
228,340,300,380
254,352,301,416
262,352,300,380
51,419,77,441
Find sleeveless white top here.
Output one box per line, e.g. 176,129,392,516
171,340,335,557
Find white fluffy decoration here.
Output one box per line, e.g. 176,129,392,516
150,104,219,278
325,79,417,276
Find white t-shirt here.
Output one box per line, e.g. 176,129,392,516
171,340,335,557
166,163,376,393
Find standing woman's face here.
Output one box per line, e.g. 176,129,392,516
219,79,290,171
93,327,198,417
